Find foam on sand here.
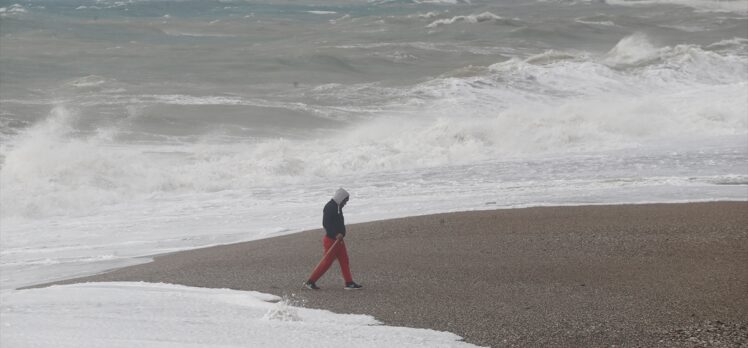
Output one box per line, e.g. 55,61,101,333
0,282,481,348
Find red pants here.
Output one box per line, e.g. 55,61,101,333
309,236,353,284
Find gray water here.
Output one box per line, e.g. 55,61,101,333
2,0,746,141
2,0,747,215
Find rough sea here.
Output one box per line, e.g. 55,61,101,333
1,0,746,289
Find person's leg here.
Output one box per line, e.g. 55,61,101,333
308,237,339,283
336,240,353,284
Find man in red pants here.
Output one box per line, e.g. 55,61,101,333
304,188,363,290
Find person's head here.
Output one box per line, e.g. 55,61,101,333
333,188,350,208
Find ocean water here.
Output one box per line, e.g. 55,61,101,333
1,0,747,289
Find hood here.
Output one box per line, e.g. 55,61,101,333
332,188,349,205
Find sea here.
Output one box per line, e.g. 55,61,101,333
1,0,746,290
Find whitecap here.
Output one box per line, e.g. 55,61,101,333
426,12,504,28
605,0,748,14
307,10,337,15
603,33,661,67
0,4,27,17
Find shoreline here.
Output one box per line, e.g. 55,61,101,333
17,199,746,290
30,202,748,347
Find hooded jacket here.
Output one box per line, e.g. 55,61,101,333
323,188,349,239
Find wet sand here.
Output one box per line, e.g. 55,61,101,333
40,202,748,347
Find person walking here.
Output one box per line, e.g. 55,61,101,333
303,188,363,290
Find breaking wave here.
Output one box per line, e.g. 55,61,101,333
426,12,517,28
604,0,748,14
1,34,746,218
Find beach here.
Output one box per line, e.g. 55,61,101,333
42,202,748,347
3,1,748,347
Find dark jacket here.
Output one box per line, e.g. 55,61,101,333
322,199,345,239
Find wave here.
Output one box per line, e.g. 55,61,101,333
603,32,661,67
415,11,440,19
602,33,748,78
2,35,746,218
706,37,748,55
414,0,466,4
691,175,748,185
0,4,27,17
524,50,582,65
426,12,517,28
306,11,338,15
604,0,748,14
161,29,237,38
64,75,110,89
371,0,468,4
574,15,617,26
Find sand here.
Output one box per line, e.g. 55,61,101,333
38,202,748,347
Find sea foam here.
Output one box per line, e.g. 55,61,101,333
426,12,505,28
605,0,748,14
1,36,745,221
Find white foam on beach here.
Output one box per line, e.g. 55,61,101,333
0,282,480,348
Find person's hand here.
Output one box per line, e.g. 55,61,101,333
336,234,344,241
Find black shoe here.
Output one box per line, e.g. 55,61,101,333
344,282,363,290
303,280,320,290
